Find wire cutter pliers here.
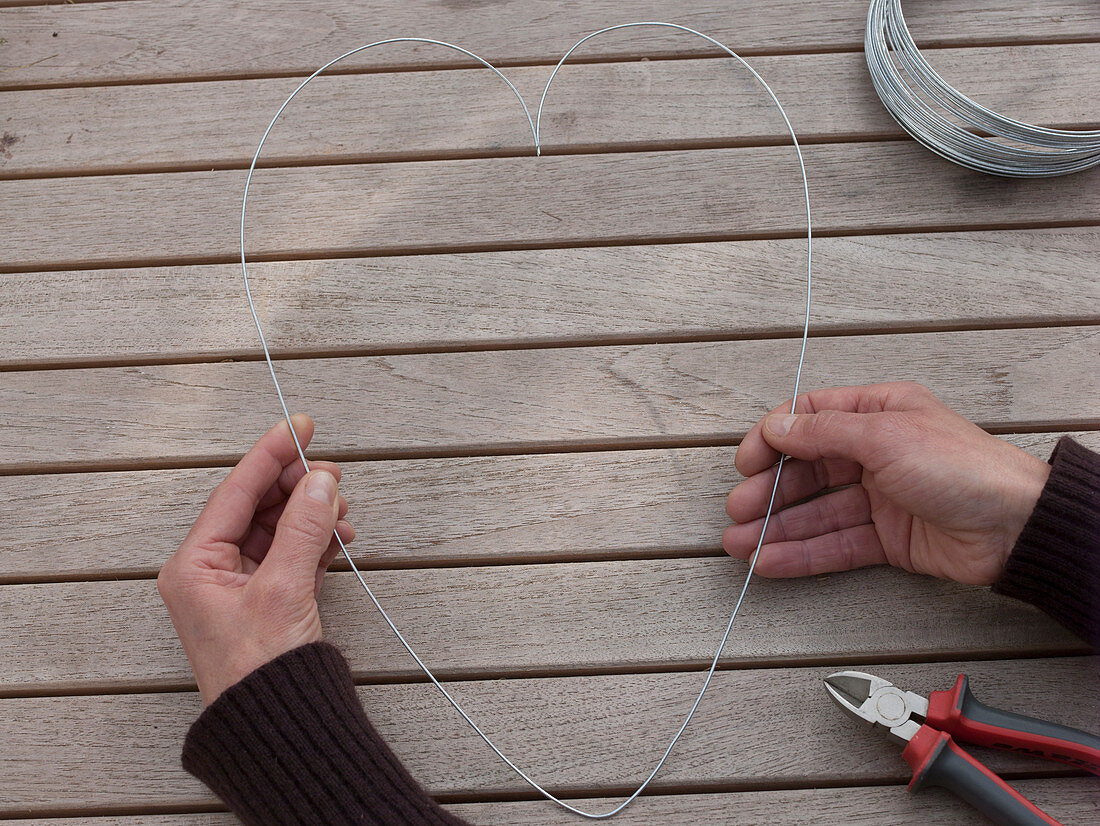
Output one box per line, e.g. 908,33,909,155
824,670,1100,825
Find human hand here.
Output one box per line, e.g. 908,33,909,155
158,415,355,705
723,382,1049,585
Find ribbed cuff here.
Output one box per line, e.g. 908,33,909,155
993,438,1100,648
182,642,467,826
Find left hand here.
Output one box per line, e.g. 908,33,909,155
158,415,355,705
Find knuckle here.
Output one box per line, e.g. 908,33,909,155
254,575,292,605
863,414,899,449
725,488,738,519
894,410,938,447
156,561,177,599
251,575,305,614
773,507,796,541
820,495,843,531
891,381,935,405
806,409,843,440
281,505,332,541
836,529,860,569
205,477,229,508
156,556,202,610
894,380,926,393
864,413,922,467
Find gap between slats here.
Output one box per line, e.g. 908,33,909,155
3,421,1098,478
431,770,1094,806
3,40,1099,94
0,0,142,6
5,220,1100,277
0,134,922,183
0,774,1093,822
2,648,1094,701
8,128,1100,182
5,776,1100,823
4,316,1098,375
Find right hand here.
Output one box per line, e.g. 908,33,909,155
723,382,1050,585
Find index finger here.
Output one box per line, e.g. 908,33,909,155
188,414,316,544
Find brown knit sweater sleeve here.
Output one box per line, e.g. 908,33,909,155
993,437,1100,647
182,641,469,826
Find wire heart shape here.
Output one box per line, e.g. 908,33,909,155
239,21,812,819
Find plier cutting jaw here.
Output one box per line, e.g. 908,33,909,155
824,670,1100,826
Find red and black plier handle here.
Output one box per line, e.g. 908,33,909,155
904,675,1100,826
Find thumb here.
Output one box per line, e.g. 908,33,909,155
260,469,340,586
760,410,879,465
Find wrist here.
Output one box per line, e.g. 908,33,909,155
192,648,264,706
192,633,321,706
996,452,1051,570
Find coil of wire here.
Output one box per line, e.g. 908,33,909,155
864,0,1100,177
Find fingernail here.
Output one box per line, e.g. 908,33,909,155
306,470,337,504
765,414,797,436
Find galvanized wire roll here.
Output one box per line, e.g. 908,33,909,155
865,0,1100,177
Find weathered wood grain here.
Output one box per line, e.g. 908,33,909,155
6,778,1100,825
5,142,1100,272
1,327,1097,472
0,658,1095,812
5,779,1099,824
4,46,1099,177
4,432,1098,581
2,1,1096,822
0,562,1086,692
4,229,1099,369
2,1,1098,88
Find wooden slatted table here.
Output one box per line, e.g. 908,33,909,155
1,2,1098,823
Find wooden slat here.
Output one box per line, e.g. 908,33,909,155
5,143,1100,272
456,782,1100,826
0,562,1086,692
0,0,145,6
4,431,1098,581
2,1,1098,88
5,779,1100,825
4,46,1100,177
0,658,1095,811
1,327,1097,472
4,228,1099,368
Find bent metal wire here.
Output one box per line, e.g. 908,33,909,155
865,0,1100,177
240,22,812,819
